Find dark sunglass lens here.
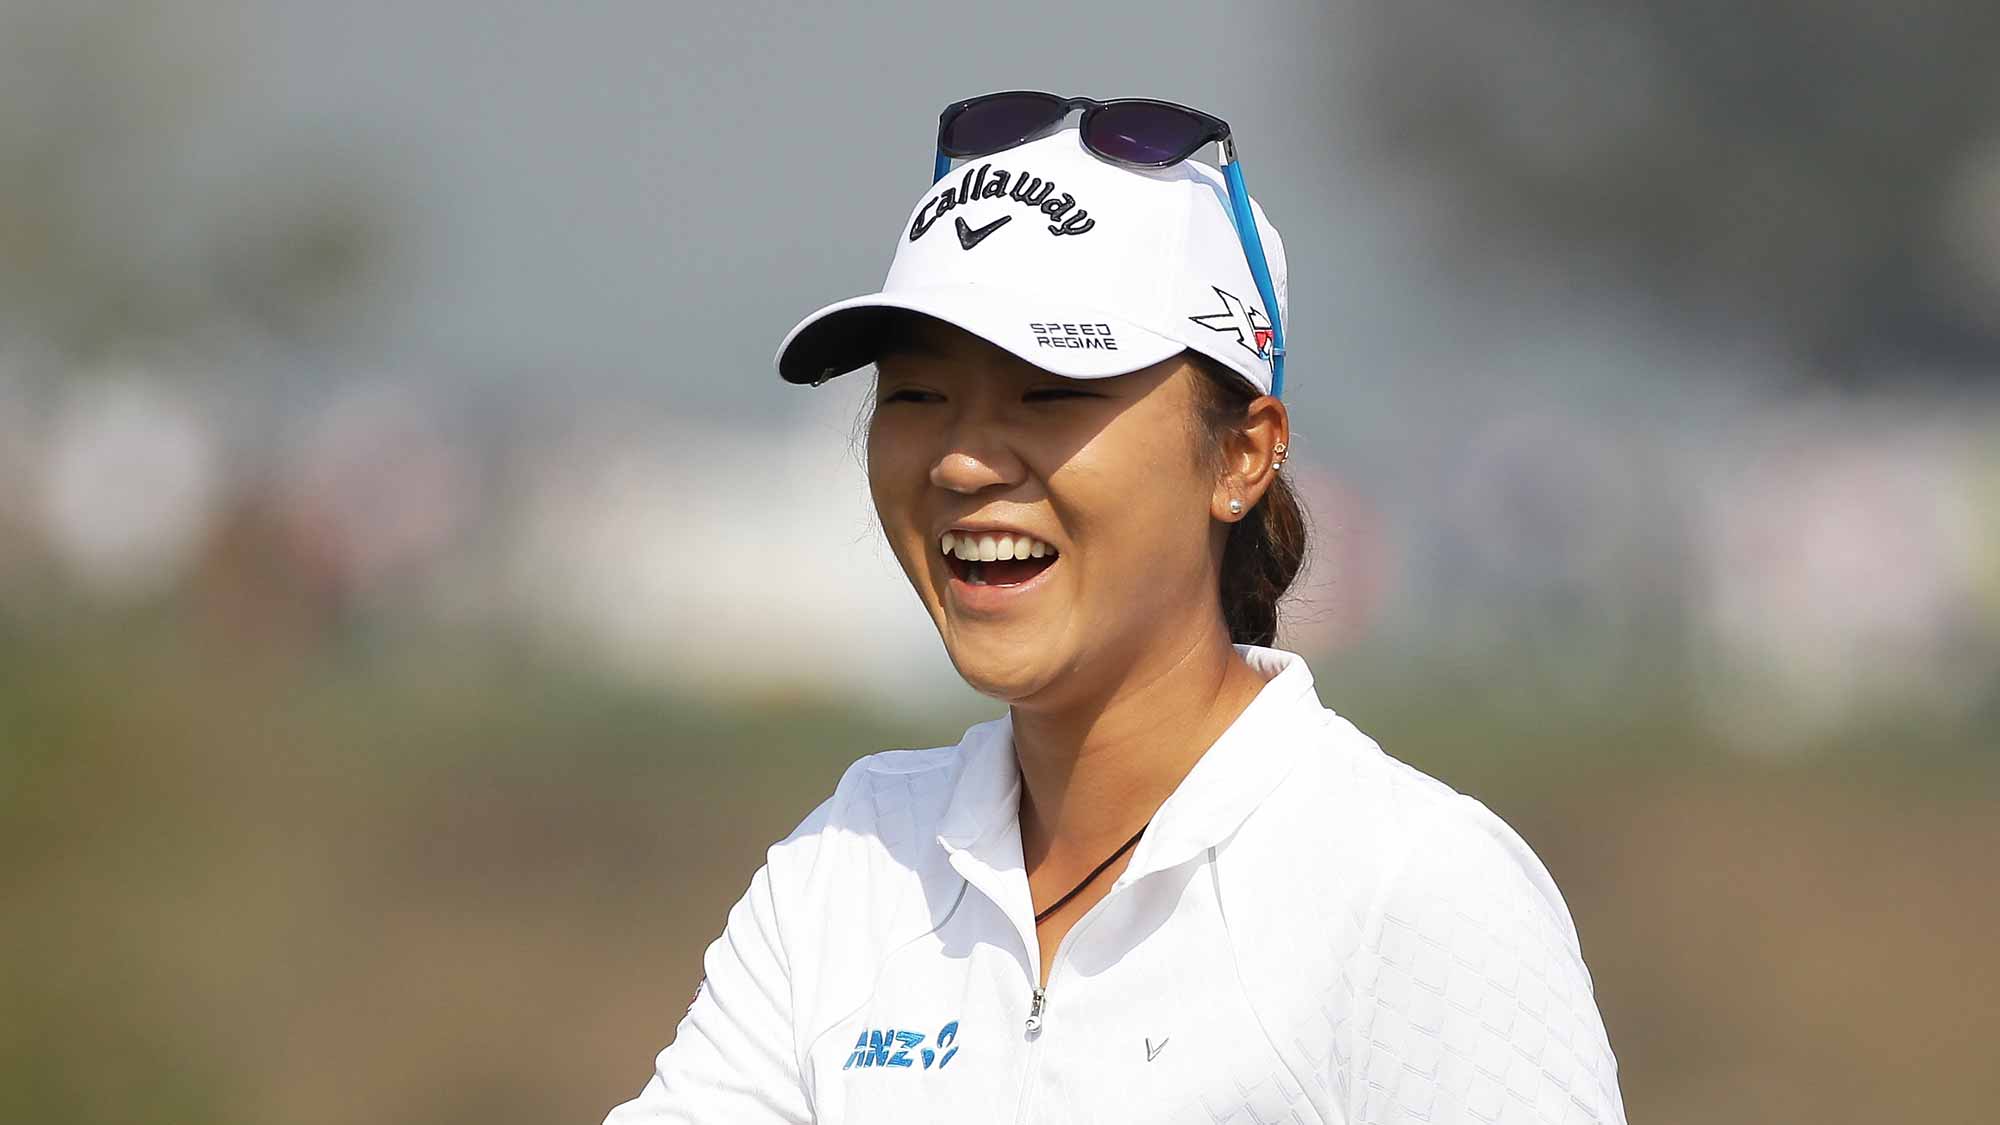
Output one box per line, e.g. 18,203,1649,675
941,93,1068,156
1086,102,1212,165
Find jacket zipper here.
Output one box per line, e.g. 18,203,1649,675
1011,897,1118,1124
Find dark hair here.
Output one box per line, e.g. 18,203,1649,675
1185,353,1310,648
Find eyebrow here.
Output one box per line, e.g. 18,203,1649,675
872,354,931,385
874,334,950,364
874,349,940,370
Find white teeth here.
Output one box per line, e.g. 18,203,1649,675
942,530,1060,565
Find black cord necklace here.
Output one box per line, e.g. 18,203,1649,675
1032,820,1152,925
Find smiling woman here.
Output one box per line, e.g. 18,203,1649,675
607,102,1626,1125
864,316,1289,715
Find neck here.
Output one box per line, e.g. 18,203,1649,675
1008,623,1271,870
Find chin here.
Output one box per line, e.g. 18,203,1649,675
939,635,1066,704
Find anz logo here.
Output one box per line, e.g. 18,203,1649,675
843,1020,960,1071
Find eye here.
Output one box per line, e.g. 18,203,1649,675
1024,387,1097,402
880,387,941,404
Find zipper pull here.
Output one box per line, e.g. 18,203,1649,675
1025,987,1047,1034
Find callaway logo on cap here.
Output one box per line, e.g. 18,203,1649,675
774,127,1288,397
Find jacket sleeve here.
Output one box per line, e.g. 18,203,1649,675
604,805,831,1125
1343,798,1627,1125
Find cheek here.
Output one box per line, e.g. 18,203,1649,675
1057,449,1214,596
865,422,928,545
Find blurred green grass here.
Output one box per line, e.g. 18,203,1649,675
2,603,1994,1124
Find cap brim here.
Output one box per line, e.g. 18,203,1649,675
774,283,1183,385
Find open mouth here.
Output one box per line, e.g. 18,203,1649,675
940,530,1059,588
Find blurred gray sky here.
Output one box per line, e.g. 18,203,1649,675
9,0,1844,470
212,0,1369,420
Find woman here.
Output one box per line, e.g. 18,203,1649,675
608,94,1625,1124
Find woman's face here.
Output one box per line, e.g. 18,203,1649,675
868,318,1230,705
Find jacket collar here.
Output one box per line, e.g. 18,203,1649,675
935,713,1023,852
1121,644,1321,880
934,644,1323,882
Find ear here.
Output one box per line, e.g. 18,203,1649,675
1209,394,1290,522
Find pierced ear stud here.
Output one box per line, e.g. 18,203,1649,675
1227,498,1244,515
1272,440,1288,468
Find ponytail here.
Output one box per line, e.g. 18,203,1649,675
1187,355,1310,648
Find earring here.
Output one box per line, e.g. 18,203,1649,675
1227,498,1244,515
1272,440,1288,468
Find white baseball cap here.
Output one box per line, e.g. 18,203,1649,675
774,126,1289,396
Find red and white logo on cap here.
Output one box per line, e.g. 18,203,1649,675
1189,286,1275,364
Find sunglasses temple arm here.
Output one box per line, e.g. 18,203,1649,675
933,149,951,184
1220,158,1287,399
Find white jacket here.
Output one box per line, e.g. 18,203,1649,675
607,646,1626,1124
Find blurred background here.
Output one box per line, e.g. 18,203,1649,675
2,1,1996,1122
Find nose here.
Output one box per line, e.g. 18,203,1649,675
930,449,1022,495
929,421,1026,496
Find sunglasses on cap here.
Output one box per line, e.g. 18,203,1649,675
932,91,1288,397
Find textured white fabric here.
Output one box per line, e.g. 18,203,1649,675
605,645,1626,1124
